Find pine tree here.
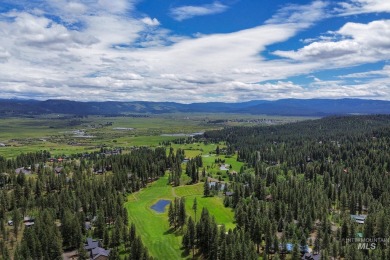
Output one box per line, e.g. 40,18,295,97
94,210,105,239
111,218,122,248
61,209,82,249
13,245,22,260
103,228,110,248
314,232,321,254
192,198,198,223
204,179,210,197
12,208,21,238
178,197,187,228
109,247,120,260
168,202,175,228
191,164,198,183
129,223,136,242
253,218,262,253
292,241,300,260
182,231,189,250
187,216,196,258
78,242,89,260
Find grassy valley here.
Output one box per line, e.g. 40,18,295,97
0,113,303,158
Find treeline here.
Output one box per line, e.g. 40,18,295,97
167,148,185,186
182,208,258,260
185,155,202,184
170,196,259,259
0,151,51,173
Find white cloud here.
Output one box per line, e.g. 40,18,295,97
273,20,390,68
306,80,390,99
83,15,143,48
339,20,390,49
112,72,144,80
170,2,228,21
141,17,160,26
266,1,328,25
274,40,360,61
339,65,390,78
97,0,131,14
67,2,87,14
1,0,388,102
336,0,390,16
0,48,10,63
4,12,98,49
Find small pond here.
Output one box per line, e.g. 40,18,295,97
150,199,171,213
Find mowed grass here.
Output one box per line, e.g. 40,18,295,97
170,143,218,157
175,183,235,230
125,176,235,259
126,177,181,259
170,142,244,171
202,154,245,176
0,144,97,159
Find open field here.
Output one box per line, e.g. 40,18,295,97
125,176,235,259
0,114,308,158
0,115,210,158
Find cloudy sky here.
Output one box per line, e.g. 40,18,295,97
0,0,389,102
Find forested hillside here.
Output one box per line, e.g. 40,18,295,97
197,115,390,259
1,99,389,116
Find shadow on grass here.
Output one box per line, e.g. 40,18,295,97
164,227,184,237
163,228,175,235
181,248,190,258
181,249,202,259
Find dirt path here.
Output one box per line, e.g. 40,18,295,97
171,186,178,198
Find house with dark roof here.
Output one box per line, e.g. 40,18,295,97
15,167,32,175
85,222,92,231
84,238,99,251
302,252,321,260
225,191,234,196
91,247,110,260
54,167,63,174
84,238,110,260
280,243,309,254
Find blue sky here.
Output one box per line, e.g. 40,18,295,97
0,0,389,102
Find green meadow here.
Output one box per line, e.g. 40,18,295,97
0,113,305,158
125,176,235,259
0,115,211,158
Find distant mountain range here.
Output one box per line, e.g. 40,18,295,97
0,98,389,117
